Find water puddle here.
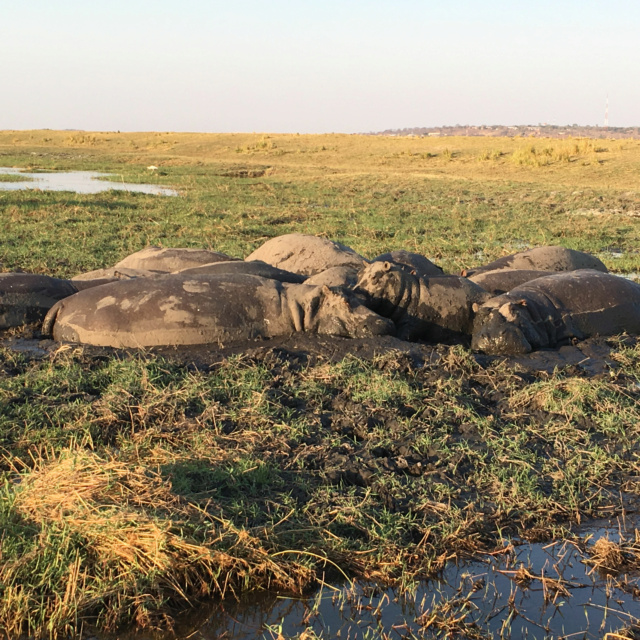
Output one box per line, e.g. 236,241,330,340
0,168,178,196
119,517,640,640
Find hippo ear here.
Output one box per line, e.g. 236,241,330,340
472,302,480,313
383,262,392,271
320,285,331,297
515,298,528,307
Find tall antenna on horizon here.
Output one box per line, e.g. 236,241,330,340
604,94,609,129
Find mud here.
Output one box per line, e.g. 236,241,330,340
1,329,630,499
3,329,625,375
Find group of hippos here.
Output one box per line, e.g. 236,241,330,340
2,233,640,356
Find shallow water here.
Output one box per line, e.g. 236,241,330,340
118,517,640,640
0,168,178,196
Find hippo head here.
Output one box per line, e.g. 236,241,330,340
471,301,538,355
305,286,396,338
355,262,407,315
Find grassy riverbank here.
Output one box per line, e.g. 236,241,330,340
1,131,640,638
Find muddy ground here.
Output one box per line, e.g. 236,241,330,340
4,326,640,637
4,329,636,526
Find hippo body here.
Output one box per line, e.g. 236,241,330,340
43,274,395,348
471,270,640,355
246,234,368,276
177,260,306,283
356,262,490,342
464,246,608,277
373,250,444,277
72,267,161,281
0,273,80,328
304,266,362,289
468,269,553,296
114,247,238,273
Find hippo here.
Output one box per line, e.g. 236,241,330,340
356,261,490,342
463,246,608,277
372,250,444,277
471,270,640,355
176,260,306,283
42,274,395,348
468,269,553,296
0,273,114,329
72,267,161,281
245,234,368,276
114,247,238,273
304,266,362,289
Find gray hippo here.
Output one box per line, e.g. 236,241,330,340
356,262,490,342
468,269,553,296
114,247,238,272
372,250,444,277
0,273,114,329
245,234,368,276
42,274,395,348
72,267,161,281
463,246,608,277
177,260,306,283
471,270,640,355
304,266,362,289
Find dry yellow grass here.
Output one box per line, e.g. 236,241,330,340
2,129,640,190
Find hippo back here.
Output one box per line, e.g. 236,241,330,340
468,269,553,295
246,234,368,276
304,266,362,289
177,260,306,283
464,246,608,277
114,247,238,272
72,267,161,281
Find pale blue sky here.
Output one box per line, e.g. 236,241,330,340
2,0,638,132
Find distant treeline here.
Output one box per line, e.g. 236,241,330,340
369,124,640,139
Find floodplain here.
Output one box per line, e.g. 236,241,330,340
1,130,640,639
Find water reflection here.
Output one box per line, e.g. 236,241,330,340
0,168,178,196
125,518,640,640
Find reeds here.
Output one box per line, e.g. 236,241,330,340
1,449,309,637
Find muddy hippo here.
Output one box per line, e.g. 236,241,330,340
373,250,444,277
177,260,306,283
463,246,608,277
245,234,368,276
304,266,362,289
468,269,553,296
72,267,161,281
42,274,395,348
0,273,114,329
356,262,490,342
114,247,238,272
471,270,640,355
